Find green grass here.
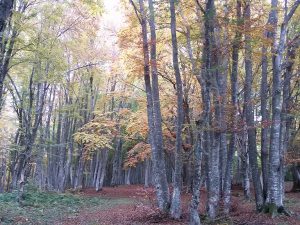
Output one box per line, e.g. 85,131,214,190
0,185,132,225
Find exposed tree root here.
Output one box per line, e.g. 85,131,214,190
263,203,291,218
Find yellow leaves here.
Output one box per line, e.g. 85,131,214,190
73,116,117,153
74,132,113,151
79,0,103,16
124,142,151,168
124,109,148,140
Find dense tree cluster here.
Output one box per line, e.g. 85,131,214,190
0,0,299,224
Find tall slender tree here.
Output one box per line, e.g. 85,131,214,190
243,0,264,211
267,0,300,213
223,0,241,214
169,0,184,219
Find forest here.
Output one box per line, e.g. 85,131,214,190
0,0,300,224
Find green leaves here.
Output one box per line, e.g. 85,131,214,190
80,0,103,16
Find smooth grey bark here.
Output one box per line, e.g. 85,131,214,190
241,127,251,200
99,149,108,190
73,77,96,190
45,87,55,190
0,156,6,192
131,0,170,212
278,43,295,202
260,44,269,201
292,165,300,192
147,0,170,212
125,168,131,185
0,0,18,111
95,149,108,191
111,100,124,187
193,0,219,218
144,159,151,187
57,107,66,191
7,61,47,198
35,127,45,189
95,152,101,190
178,4,197,193
260,0,278,202
216,3,229,194
57,81,75,192
267,0,300,210
58,113,72,192
65,117,76,189
13,80,47,202
201,0,221,219
207,130,220,219
223,0,241,214
74,148,85,189
136,0,160,204
92,150,102,187
283,44,297,192
0,0,14,33
189,120,203,225
169,0,184,219
111,138,123,186
243,0,264,210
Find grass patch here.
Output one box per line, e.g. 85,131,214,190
0,185,132,225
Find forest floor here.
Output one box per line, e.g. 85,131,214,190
61,183,300,225
0,183,299,225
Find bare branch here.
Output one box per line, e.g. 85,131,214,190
195,0,205,14
6,74,21,101
129,0,142,25
284,0,300,25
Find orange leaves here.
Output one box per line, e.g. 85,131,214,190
124,142,151,168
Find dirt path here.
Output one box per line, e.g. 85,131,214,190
59,185,300,225
60,185,185,225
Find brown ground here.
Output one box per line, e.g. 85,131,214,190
60,183,300,225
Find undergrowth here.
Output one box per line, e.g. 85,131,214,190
0,184,132,225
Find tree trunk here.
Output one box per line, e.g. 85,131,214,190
260,42,270,202
133,0,170,212
238,120,251,199
202,0,221,220
267,0,300,212
35,128,45,189
74,148,85,190
0,0,14,111
243,0,264,210
144,159,151,188
216,3,229,195
189,122,203,225
260,0,279,203
125,168,131,185
0,157,6,193
223,0,241,214
291,164,300,192
279,40,296,201
111,138,122,186
147,0,170,213
95,149,108,191
99,149,108,190
169,0,184,219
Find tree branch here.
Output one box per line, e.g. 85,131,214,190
195,0,205,14
129,0,142,25
284,0,300,25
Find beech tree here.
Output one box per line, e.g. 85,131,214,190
0,0,299,223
